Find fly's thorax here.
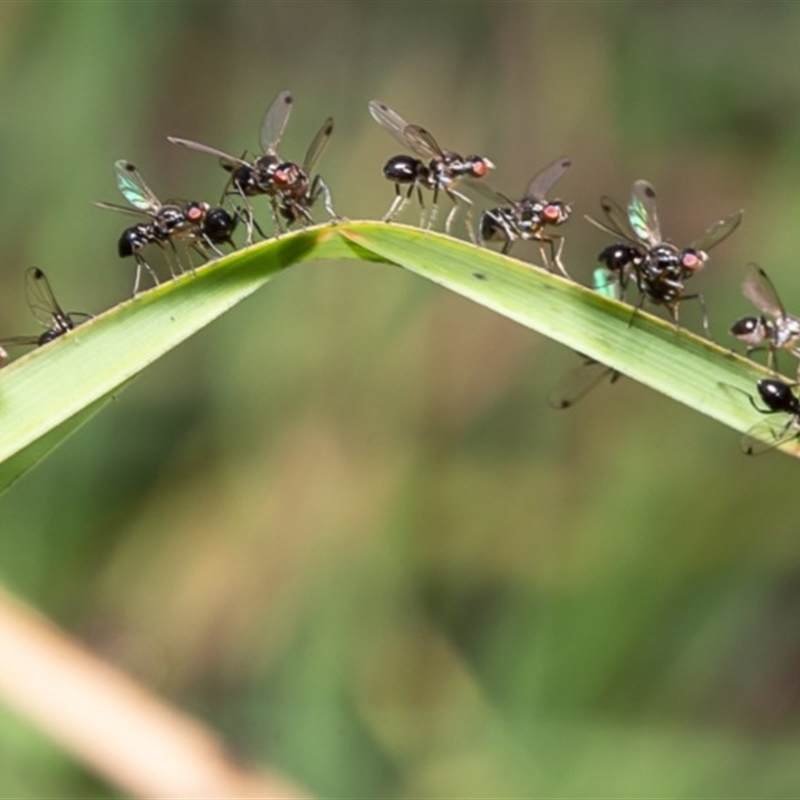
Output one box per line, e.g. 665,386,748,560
433,153,493,182
647,243,682,273
37,329,62,346
253,154,281,192
427,156,454,187
512,198,544,227
774,316,800,349
153,204,188,239
37,312,74,346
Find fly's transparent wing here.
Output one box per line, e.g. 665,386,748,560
167,137,249,170
584,213,627,239
24,267,67,329
586,195,641,244
259,90,293,155
114,160,161,213
742,263,784,319
548,358,621,410
93,201,150,219
466,178,514,205
403,124,443,159
741,416,799,455
369,100,442,158
302,117,334,176
0,334,40,348
369,100,415,148
628,180,661,247
525,157,571,201
690,210,743,252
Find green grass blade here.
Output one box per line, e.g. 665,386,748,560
0,226,382,494
0,221,790,495
339,222,790,457
0,389,121,493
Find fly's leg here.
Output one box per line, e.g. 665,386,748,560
133,253,159,297
424,183,441,231
268,195,285,238
551,234,569,279
444,187,474,242
161,237,186,279
201,235,225,259
676,292,710,339
626,288,649,329
222,178,256,245
233,205,267,241
312,176,341,223
537,234,570,279
767,345,777,372
384,181,414,223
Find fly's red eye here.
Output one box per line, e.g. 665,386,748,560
682,253,700,270
274,168,291,186
471,159,491,178
543,205,561,222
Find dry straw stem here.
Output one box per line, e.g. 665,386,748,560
0,587,309,798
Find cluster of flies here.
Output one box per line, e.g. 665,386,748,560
0,91,796,454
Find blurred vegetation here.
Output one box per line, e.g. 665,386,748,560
1,1,800,796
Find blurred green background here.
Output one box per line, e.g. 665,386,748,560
1,1,799,796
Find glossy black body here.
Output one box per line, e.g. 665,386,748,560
480,198,571,251
168,92,335,235
116,203,235,261
757,378,800,416
476,157,572,274
383,155,428,185
369,99,493,231
97,160,239,294
201,206,238,244
735,378,800,455
586,182,742,331
730,264,800,370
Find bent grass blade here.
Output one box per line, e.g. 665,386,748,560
338,223,796,458
0,220,795,497
0,226,376,494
